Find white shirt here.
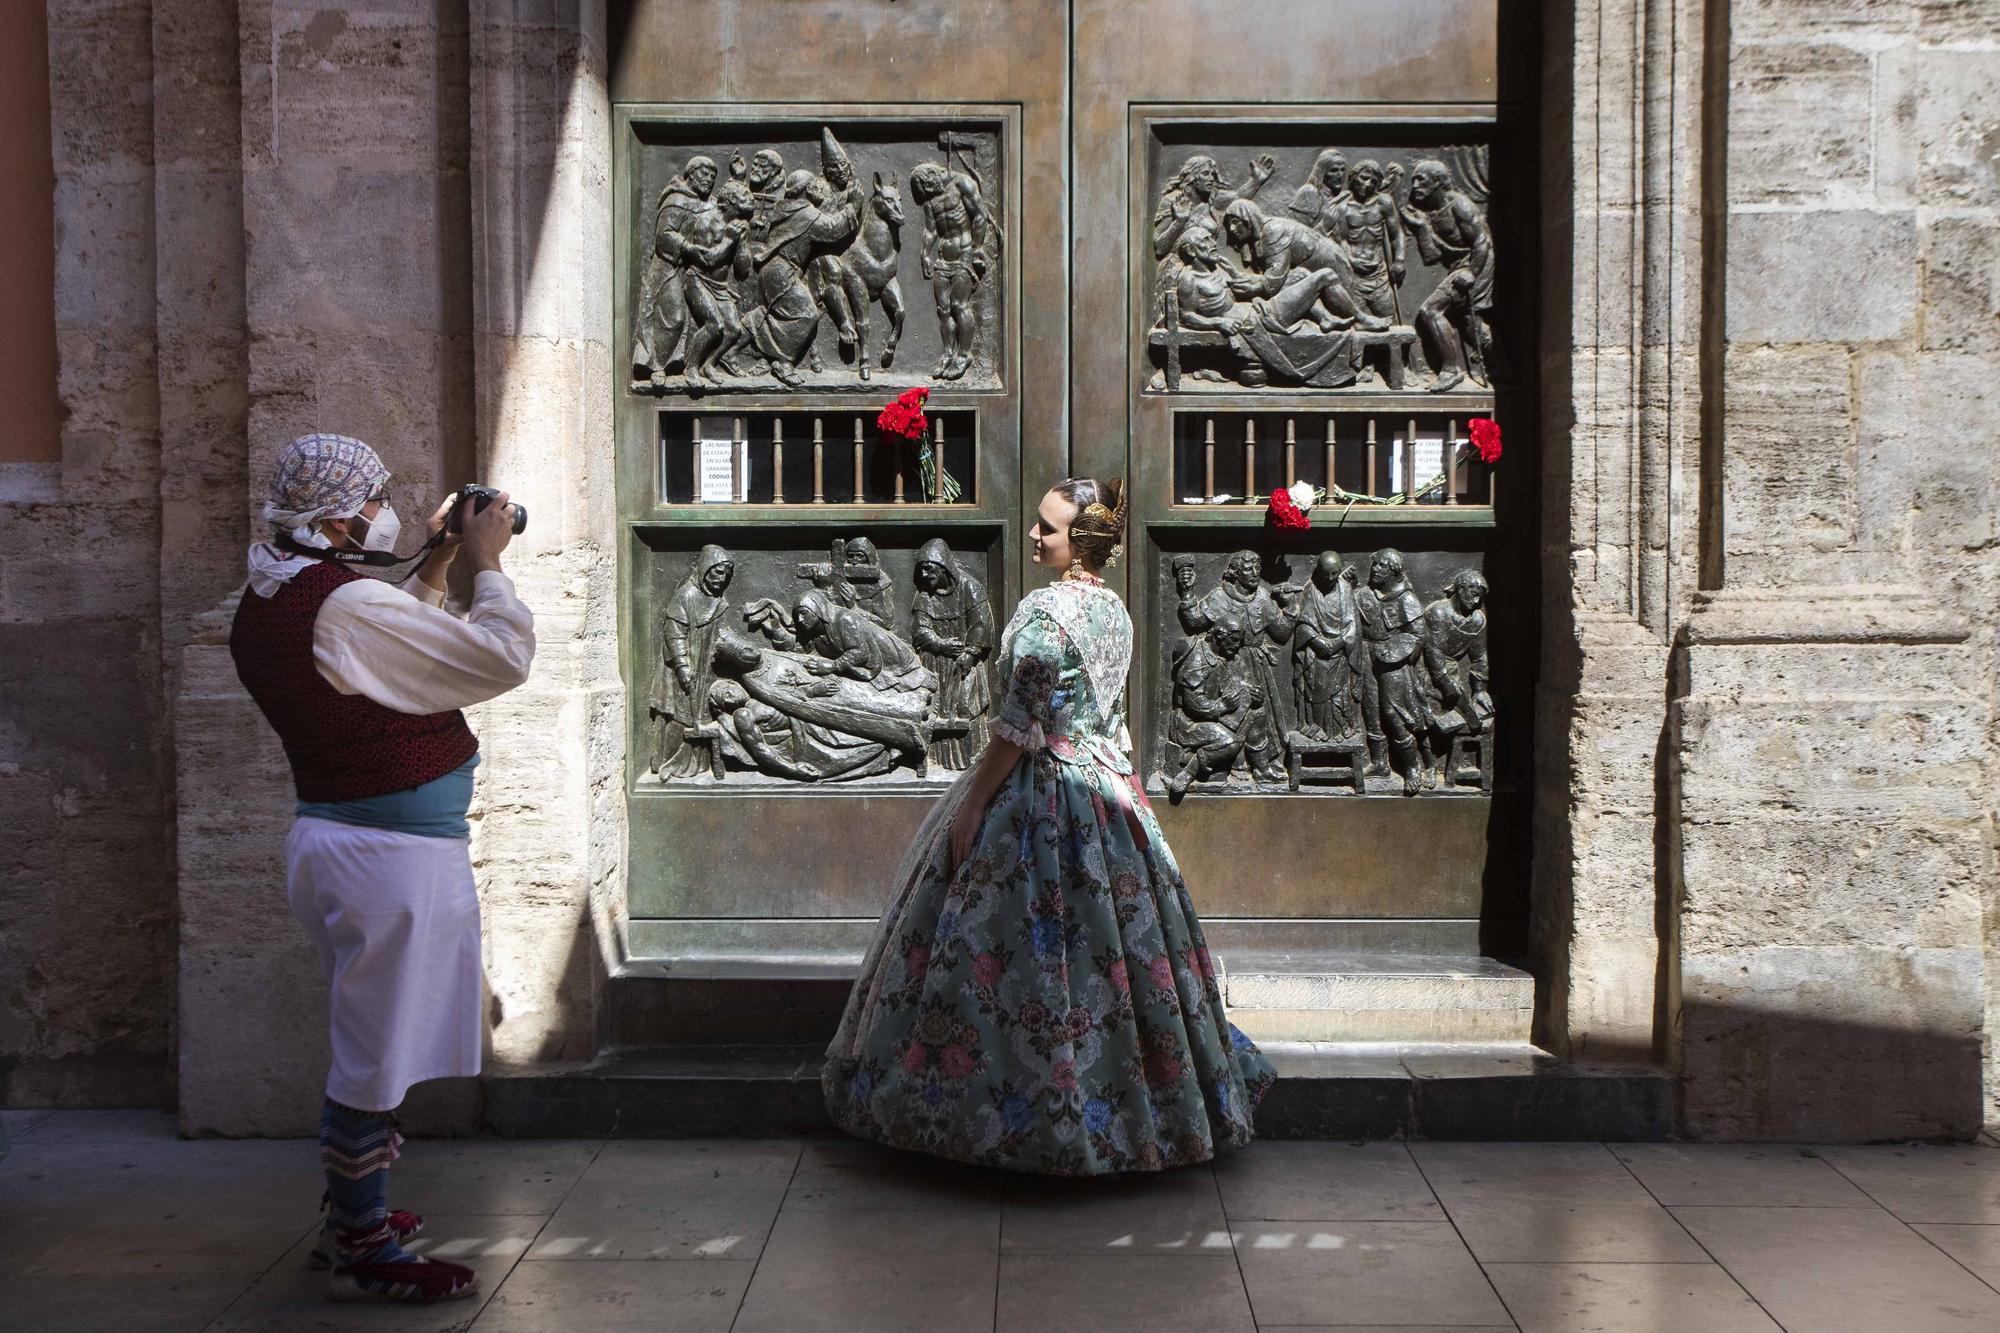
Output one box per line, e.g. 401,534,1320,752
316,571,537,715
245,536,536,714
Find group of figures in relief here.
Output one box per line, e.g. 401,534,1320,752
631,127,1001,392
1166,549,1493,797
647,539,996,783
1149,146,1496,394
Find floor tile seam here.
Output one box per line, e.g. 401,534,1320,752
1400,1138,1519,1329
1207,1162,1262,1328
1896,1217,2000,1299
1476,1258,1755,1266
189,1217,322,1333
729,1136,808,1333
1608,1149,1789,1328
469,1138,615,1324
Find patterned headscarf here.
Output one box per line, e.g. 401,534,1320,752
262,433,389,531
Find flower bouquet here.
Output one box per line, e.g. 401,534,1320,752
876,386,960,503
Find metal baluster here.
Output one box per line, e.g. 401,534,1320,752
852,417,865,504
1203,417,1216,501
1405,416,1418,503
1244,417,1258,498
1446,416,1459,505
771,418,785,505
1324,417,1337,496
691,415,703,504
1284,417,1297,488
930,415,944,503
812,416,826,504
733,416,747,503
1365,418,1378,498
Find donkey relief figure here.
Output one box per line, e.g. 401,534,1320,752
823,171,908,381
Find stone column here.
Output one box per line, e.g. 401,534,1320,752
1675,2,1997,1138
463,0,615,1074
2,0,172,1108
176,0,480,1135
1535,0,1704,1063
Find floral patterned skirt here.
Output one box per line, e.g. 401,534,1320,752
822,749,1277,1175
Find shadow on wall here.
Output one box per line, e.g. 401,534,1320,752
1678,999,1986,1143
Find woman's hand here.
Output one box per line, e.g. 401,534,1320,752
949,801,985,871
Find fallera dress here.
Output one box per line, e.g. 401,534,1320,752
823,575,1277,1175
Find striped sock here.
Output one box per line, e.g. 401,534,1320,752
319,1098,413,1267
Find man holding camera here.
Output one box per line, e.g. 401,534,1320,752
230,433,534,1304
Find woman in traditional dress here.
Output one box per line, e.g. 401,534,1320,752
823,478,1276,1175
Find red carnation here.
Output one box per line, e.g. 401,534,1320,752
1266,486,1311,531
1469,417,1503,465
876,386,930,441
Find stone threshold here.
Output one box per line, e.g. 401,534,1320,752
482,1040,1674,1142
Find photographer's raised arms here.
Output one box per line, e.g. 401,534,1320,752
229,433,535,1305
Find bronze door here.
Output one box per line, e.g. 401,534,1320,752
613,1,1534,964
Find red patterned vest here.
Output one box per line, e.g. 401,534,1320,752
230,561,479,801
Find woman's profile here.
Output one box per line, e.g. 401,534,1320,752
823,476,1275,1174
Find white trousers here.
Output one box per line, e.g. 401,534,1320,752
286,817,484,1111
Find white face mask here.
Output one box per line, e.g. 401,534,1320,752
351,504,402,553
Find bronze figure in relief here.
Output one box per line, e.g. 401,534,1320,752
800,536,895,629
1421,568,1493,788
911,539,995,771
679,180,758,385
1165,228,1361,388
1354,549,1431,795
1152,151,1278,280
909,147,1000,382
820,172,908,380
1403,157,1496,392
631,156,719,390
1289,551,1364,742
650,544,735,779
1166,613,1272,799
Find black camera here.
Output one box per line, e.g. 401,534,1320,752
447,484,527,536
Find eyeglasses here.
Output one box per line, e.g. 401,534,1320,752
367,486,392,508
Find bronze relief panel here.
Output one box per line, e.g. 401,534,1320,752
638,530,1002,787
1143,127,1501,396
1149,544,1494,798
626,117,1006,396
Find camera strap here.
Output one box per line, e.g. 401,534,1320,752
272,529,447,583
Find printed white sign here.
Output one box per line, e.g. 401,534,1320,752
695,437,746,503
1390,432,1451,498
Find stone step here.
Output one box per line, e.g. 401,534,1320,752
482,1040,1673,1142
602,950,1535,1047
1219,952,1535,1044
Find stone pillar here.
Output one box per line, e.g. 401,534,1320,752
464,0,615,1073
1,0,172,1108
176,0,480,1134
1676,2,1997,1138
1534,0,1704,1063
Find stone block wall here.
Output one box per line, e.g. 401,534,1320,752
0,0,171,1108
1673,0,2000,1137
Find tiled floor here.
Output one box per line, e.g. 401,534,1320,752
5,1109,2000,1330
